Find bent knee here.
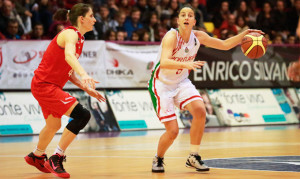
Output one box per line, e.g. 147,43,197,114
167,129,179,140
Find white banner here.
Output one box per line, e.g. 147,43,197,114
105,90,184,130
0,92,69,135
104,42,158,88
207,89,298,126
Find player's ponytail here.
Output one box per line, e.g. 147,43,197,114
53,9,69,22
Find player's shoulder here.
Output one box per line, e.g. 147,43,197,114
58,29,79,41
162,30,177,43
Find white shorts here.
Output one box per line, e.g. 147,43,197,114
148,78,203,123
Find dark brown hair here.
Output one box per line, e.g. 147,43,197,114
53,3,92,26
177,4,195,17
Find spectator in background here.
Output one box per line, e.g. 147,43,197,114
233,0,249,22
109,10,127,31
107,0,119,19
131,30,139,41
0,0,25,36
256,1,276,39
287,0,300,35
136,0,148,23
118,0,132,16
14,0,33,34
156,0,170,17
212,0,231,29
116,30,126,41
95,4,112,40
5,18,23,39
137,28,150,41
168,0,179,16
158,14,170,40
273,33,284,44
31,0,53,35
216,14,238,39
274,0,288,40
287,34,296,44
144,12,160,42
124,7,143,40
106,29,116,40
248,0,259,28
190,0,205,29
27,23,48,39
170,13,178,29
236,15,249,34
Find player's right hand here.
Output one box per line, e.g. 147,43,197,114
81,74,99,89
184,61,206,70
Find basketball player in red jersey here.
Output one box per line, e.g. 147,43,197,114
24,3,105,178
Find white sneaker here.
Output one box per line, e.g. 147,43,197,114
152,156,165,173
185,154,209,171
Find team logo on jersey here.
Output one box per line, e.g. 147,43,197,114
185,47,189,53
194,38,197,46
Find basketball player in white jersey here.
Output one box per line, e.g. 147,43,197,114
149,5,263,173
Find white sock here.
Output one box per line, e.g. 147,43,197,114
33,147,45,156
190,144,200,155
54,145,65,156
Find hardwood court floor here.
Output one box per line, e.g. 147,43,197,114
0,125,299,179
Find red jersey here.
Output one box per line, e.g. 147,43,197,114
34,26,84,88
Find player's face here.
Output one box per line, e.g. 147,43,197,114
82,8,96,31
177,8,196,30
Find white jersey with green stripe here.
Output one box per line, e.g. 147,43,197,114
151,28,200,85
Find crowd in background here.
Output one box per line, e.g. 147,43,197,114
0,0,299,44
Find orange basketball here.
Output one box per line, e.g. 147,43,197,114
241,32,268,59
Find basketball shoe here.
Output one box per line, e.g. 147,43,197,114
44,153,70,178
185,154,210,171
152,156,165,173
24,152,50,173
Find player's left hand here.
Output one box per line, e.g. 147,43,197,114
246,29,265,35
86,88,106,102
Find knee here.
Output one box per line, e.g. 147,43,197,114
46,123,61,132
192,107,206,121
66,104,91,135
167,128,179,140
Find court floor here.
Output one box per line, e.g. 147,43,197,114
0,125,300,179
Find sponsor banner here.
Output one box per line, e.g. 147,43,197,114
68,90,120,132
104,42,158,88
179,89,221,127
207,89,298,126
0,41,106,89
1,41,50,89
105,90,184,130
0,91,69,135
191,46,300,88
284,88,300,122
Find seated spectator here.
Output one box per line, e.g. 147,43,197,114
95,4,113,40
273,34,284,44
236,15,249,34
109,10,126,32
156,0,170,18
287,34,296,44
190,0,205,28
26,23,48,39
212,0,231,29
158,14,170,40
31,0,53,35
215,14,237,39
118,0,132,17
256,1,276,39
233,0,249,22
5,18,23,39
170,13,178,29
144,12,160,42
131,30,139,41
107,0,119,19
116,30,126,41
124,7,143,40
106,29,117,41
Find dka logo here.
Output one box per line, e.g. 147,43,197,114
13,50,37,64
107,58,133,76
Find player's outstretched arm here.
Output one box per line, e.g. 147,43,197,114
195,29,264,50
160,31,205,70
61,29,96,89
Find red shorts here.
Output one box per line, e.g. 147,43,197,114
31,76,77,119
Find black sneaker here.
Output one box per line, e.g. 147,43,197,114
44,153,70,178
24,152,50,173
152,156,165,173
186,154,210,171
